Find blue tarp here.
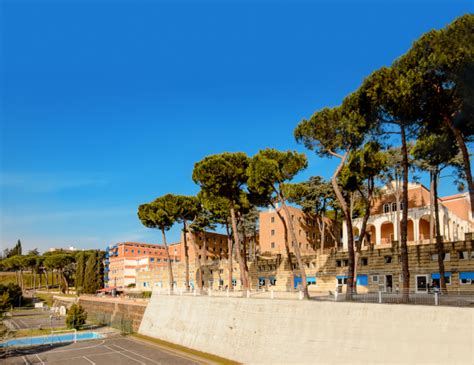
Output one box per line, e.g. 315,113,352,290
459,272,474,280
294,277,302,288
294,276,316,288
307,276,316,284
431,272,451,279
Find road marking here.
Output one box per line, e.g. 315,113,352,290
47,340,106,353
110,343,162,364
83,356,96,365
19,319,28,327
22,356,29,364
35,354,45,364
124,337,200,364
104,345,146,364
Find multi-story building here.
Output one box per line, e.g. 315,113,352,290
105,242,180,289
259,205,337,255
343,183,473,248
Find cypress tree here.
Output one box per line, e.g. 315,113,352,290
83,252,99,294
75,252,86,294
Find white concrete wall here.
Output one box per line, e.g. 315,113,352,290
139,295,473,364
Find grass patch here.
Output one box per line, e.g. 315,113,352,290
35,293,55,307
132,333,240,365
13,327,68,338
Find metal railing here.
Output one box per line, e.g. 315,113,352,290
149,286,474,307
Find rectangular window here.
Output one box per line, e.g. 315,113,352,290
271,230,275,236
361,257,368,266
372,275,379,283
271,242,275,249
138,250,141,254
383,204,390,213
150,258,155,262
458,251,468,259
384,256,392,264
342,259,348,267
336,260,341,267
271,217,275,223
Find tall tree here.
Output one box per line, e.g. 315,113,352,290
174,195,201,292
83,252,99,294
400,14,474,219
360,66,421,299
295,92,372,299
75,252,86,294
247,149,310,298
412,132,462,292
193,152,251,291
138,196,177,292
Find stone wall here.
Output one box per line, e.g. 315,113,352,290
53,296,147,333
139,295,474,364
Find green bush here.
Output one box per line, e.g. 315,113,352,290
66,304,87,330
0,283,22,312
142,291,152,298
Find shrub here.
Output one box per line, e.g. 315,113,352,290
66,304,87,330
142,291,152,298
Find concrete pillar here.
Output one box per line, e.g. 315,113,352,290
375,223,381,246
342,222,348,249
414,219,420,243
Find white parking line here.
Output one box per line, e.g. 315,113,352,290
35,354,45,364
47,340,106,353
83,356,96,365
110,343,162,364
18,319,28,327
104,345,146,364
21,356,29,364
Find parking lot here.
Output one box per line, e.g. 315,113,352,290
4,336,202,365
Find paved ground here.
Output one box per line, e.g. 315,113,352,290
4,336,202,365
5,310,64,331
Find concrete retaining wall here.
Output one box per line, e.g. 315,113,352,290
53,296,147,332
139,295,473,364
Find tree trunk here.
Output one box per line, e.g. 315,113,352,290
320,211,326,254
33,271,36,293
400,126,410,300
225,223,234,291
161,228,174,293
430,172,435,244
230,204,249,291
188,230,204,293
433,170,447,292
395,178,401,243
444,116,474,221
358,178,374,250
271,201,294,281
330,151,355,299
279,190,309,299
183,221,190,291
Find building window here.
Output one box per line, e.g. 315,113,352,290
431,253,450,261
271,217,275,223
131,250,134,253
271,230,275,236
336,260,342,267
391,202,397,212
271,242,275,249
384,256,392,264
458,251,468,260
337,277,348,285
383,204,390,213
138,250,141,254
361,257,368,266
150,258,155,262
342,259,348,267
372,275,379,283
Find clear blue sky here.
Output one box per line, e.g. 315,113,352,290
1,1,471,253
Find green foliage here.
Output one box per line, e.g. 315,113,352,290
66,304,87,330
138,195,179,232
193,152,250,204
83,251,100,294
285,176,336,215
0,283,22,311
75,252,86,293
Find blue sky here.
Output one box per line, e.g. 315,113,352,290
1,1,472,253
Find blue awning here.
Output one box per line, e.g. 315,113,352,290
307,276,316,284
336,275,348,280
459,272,474,280
356,275,368,286
431,272,452,279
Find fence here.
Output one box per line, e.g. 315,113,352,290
150,286,474,307
87,310,133,335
